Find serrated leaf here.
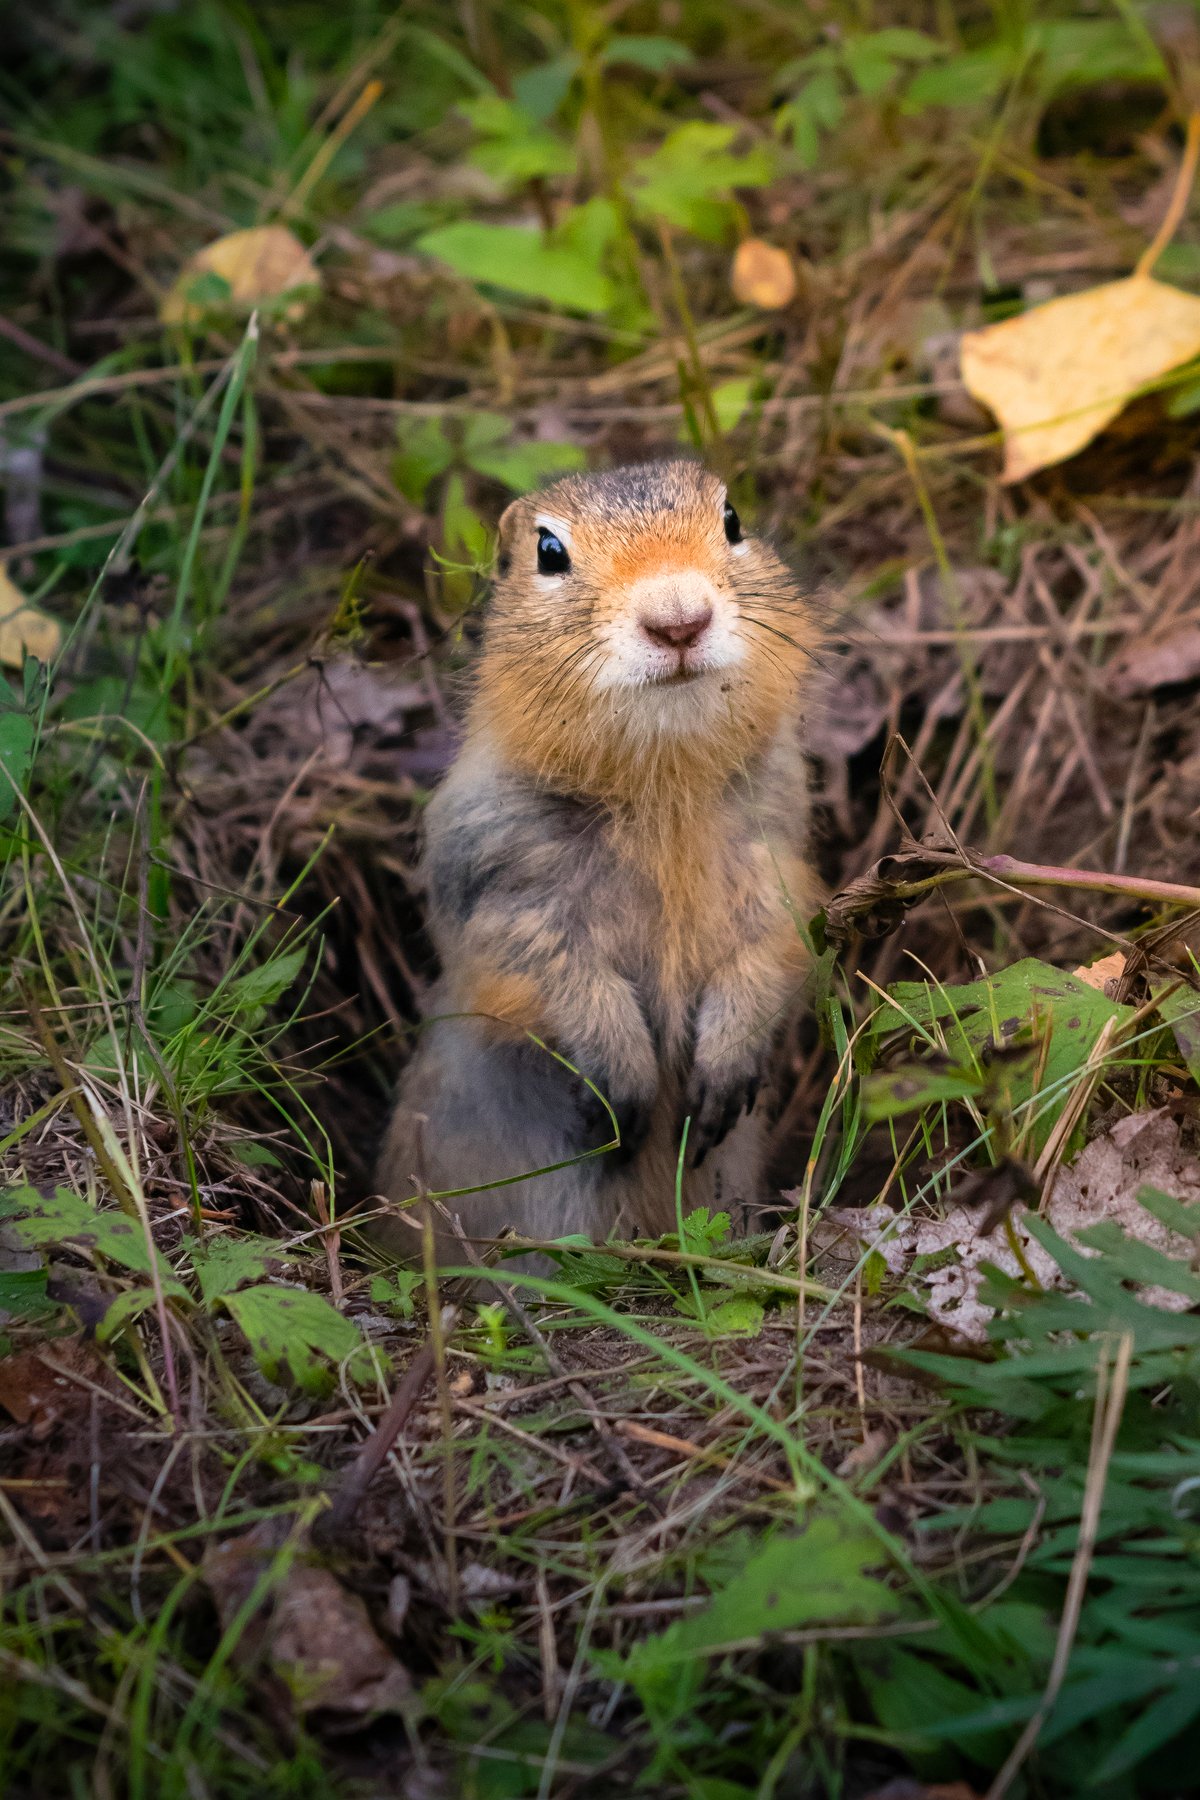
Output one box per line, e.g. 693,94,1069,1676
417,221,615,313
221,1283,367,1395
5,1186,184,1293
616,1511,899,1680
631,123,774,239
193,1233,298,1306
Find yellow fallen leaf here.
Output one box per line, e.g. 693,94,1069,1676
731,239,797,310
960,274,1200,481
161,224,320,325
1071,950,1127,993
0,566,60,667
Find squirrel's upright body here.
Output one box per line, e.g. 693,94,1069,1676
376,460,820,1256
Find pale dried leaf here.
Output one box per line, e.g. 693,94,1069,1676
0,566,61,667
1071,950,1127,993
161,224,320,325
960,275,1200,481
822,1111,1200,1342
731,238,797,310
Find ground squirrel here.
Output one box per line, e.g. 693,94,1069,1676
375,459,821,1258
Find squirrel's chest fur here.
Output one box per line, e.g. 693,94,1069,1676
423,729,810,1069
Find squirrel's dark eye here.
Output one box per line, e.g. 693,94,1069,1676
537,529,571,576
723,501,742,545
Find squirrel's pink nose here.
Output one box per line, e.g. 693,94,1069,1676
640,606,713,652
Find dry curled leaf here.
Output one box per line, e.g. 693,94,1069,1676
960,275,1200,481
203,1519,412,1721
1106,622,1200,697
0,566,60,667
731,238,797,310
161,224,320,325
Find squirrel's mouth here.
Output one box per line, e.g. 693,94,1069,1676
647,662,709,687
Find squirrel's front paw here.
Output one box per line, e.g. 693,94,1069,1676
578,1081,653,1164
683,1065,762,1168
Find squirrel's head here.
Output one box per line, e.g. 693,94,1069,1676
476,460,818,802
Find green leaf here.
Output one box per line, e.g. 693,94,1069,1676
393,416,455,504
0,1266,50,1319
463,414,586,492
441,470,489,564
618,1510,899,1674
0,691,34,825
1136,1185,1200,1240
97,1287,162,1344
222,943,307,1013
775,70,844,166
221,1283,368,1395
601,35,691,75
417,222,616,313
369,1270,422,1318
862,1060,985,1121
871,957,1134,1151
5,1186,184,1293
192,1233,298,1306
1155,982,1200,1087
512,55,579,123
710,377,755,433
460,94,576,188
631,123,774,239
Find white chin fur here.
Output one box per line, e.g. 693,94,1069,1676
591,620,744,696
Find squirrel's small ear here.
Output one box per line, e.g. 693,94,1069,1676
494,499,522,577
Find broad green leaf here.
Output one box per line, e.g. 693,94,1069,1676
776,70,843,166
862,1060,984,1121
192,1232,298,1306
97,1287,162,1343
601,35,691,74
465,424,585,492
710,377,755,433
369,1270,422,1318
0,1267,50,1318
221,1283,368,1395
5,1185,184,1293
1155,982,1200,1088
512,54,579,122
393,416,455,504
871,957,1134,1151
417,222,616,313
